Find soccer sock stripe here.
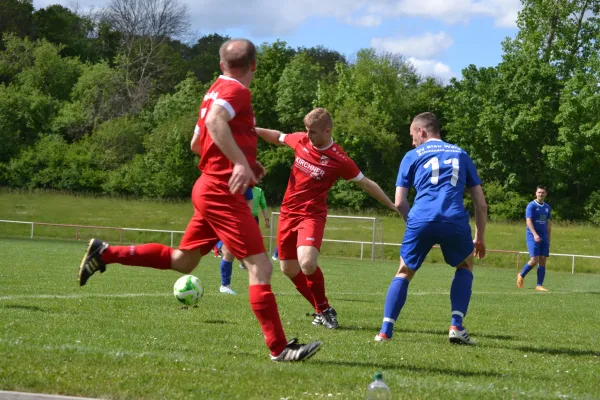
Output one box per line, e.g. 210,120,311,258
450,268,473,329
537,265,546,286
381,277,409,338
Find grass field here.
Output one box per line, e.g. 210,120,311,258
1,190,600,273
1,237,599,399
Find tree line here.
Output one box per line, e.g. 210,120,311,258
1,0,599,223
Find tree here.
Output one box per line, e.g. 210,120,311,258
31,5,95,60
251,40,295,130
0,0,33,48
276,52,322,132
104,0,190,110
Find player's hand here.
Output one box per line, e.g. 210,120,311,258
534,234,542,243
229,163,256,195
473,239,486,259
265,219,271,229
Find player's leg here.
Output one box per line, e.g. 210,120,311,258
209,196,321,362
272,246,279,261
78,219,207,286
536,252,549,291
376,223,432,341
440,222,477,345
278,215,317,311
518,238,539,288
218,242,236,294
296,217,337,328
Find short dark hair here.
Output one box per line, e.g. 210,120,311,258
412,112,440,135
219,39,256,71
537,185,547,192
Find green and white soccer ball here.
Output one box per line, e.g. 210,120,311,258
173,274,204,306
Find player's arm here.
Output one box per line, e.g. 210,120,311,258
395,186,410,222
547,219,551,245
466,185,487,259
190,126,201,155
205,105,255,193
259,191,270,228
354,176,398,214
256,128,286,146
526,217,540,240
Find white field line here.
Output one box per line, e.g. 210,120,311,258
0,290,596,301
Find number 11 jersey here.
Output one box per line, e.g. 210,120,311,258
396,139,481,225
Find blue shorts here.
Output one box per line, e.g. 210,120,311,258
400,221,474,270
527,238,549,257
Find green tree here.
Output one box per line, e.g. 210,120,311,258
275,52,322,132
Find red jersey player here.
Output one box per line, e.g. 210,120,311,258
256,108,398,328
76,39,321,362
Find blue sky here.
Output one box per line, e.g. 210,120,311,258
33,0,522,82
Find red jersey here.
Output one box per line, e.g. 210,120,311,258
194,75,257,179
280,132,363,217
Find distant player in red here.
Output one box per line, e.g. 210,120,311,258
257,108,398,328
77,39,322,362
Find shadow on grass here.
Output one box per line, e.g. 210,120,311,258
395,327,517,341
312,359,508,379
514,345,600,357
3,304,47,312
335,298,377,304
204,319,230,325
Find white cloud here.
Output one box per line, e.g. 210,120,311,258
371,31,453,59
408,57,456,82
348,15,383,28
33,0,522,35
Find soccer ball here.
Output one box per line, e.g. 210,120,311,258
173,275,203,306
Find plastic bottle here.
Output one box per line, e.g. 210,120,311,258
366,372,391,399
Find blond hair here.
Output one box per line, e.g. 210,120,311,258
303,108,333,130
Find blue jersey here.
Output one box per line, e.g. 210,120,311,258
396,139,481,225
526,201,551,239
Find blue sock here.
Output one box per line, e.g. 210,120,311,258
274,247,278,258
220,259,233,286
537,266,546,286
380,277,409,338
450,268,473,330
520,263,533,278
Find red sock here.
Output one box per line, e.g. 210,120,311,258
249,284,287,356
306,266,329,313
291,271,317,310
101,243,173,270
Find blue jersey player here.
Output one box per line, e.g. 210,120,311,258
216,186,254,295
375,112,488,345
517,186,552,292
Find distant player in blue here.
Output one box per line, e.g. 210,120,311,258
216,187,255,295
375,112,488,345
517,185,552,292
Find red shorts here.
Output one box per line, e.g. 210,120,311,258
179,175,265,259
277,213,326,260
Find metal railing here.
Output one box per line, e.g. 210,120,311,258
1,219,599,274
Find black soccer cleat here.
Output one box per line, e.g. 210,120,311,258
311,312,323,326
78,238,109,287
270,338,322,362
321,307,339,329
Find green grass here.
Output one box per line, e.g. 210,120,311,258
1,237,599,399
1,190,600,273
